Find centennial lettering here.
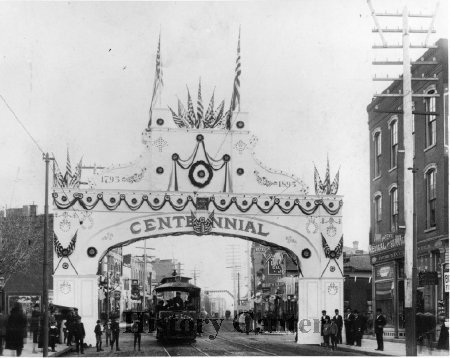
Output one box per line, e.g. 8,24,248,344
129,215,270,237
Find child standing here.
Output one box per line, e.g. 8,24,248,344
94,320,104,352
132,319,141,351
330,318,339,351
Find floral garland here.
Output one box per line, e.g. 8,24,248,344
53,192,343,216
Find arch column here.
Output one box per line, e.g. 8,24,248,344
297,277,344,344
53,274,99,345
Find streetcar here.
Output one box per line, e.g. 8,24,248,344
154,275,201,342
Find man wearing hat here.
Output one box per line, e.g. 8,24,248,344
320,310,330,346
172,292,184,310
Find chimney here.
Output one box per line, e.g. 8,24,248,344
352,241,359,250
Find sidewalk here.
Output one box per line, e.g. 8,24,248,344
1,336,72,357
338,338,449,356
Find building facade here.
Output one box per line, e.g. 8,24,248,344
367,38,448,339
0,205,53,317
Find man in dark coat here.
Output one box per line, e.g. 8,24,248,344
352,310,364,346
344,308,355,345
320,310,331,346
72,316,85,354
30,304,40,353
5,303,27,357
110,318,121,351
333,309,343,344
0,312,7,356
172,292,184,310
374,308,387,351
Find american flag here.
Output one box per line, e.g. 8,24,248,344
187,89,197,127
323,158,330,192
169,107,186,128
196,79,203,127
64,149,72,183
148,34,164,128
230,28,241,113
70,157,83,187
313,165,323,195
330,169,340,195
203,92,215,128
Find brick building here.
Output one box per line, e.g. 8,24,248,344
367,38,448,339
0,205,53,317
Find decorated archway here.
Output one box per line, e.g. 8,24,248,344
51,38,343,344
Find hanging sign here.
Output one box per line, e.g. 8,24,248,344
375,263,395,281
443,272,449,292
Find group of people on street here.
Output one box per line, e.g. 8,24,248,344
321,308,386,351
93,317,121,353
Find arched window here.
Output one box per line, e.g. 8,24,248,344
389,185,398,232
425,88,437,148
374,192,382,233
373,129,382,177
425,167,437,228
389,118,398,168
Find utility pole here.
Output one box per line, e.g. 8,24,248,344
43,153,54,357
135,243,155,311
368,1,439,355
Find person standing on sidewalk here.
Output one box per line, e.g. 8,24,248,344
352,310,364,347
103,319,112,347
330,318,339,351
132,319,141,351
344,308,355,345
30,304,40,354
374,308,386,351
320,311,331,347
110,317,120,352
5,303,27,357
72,316,85,354
94,320,103,352
0,312,6,356
333,309,343,344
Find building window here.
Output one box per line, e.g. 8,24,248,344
390,186,398,232
374,131,382,177
425,88,437,148
374,193,382,233
425,168,436,228
390,119,398,168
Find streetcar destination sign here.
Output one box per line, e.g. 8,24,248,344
129,215,270,237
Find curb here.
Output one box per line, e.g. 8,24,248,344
337,346,392,356
50,346,73,357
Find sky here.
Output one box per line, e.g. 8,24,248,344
0,1,447,293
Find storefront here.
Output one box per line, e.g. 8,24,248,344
370,233,405,338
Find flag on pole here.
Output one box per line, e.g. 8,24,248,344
314,164,323,195
324,157,330,191
196,79,203,126
203,91,215,128
187,89,197,127
230,28,241,113
148,34,164,128
330,169,340,195
64,149,72,184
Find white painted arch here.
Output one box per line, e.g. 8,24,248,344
52,108,344,345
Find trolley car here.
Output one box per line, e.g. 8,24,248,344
154,275,201,342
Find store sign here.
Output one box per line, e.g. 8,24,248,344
369,233,404,254
443,272,449,292
375,263,395,281
418,271,438,286
267,257,283,275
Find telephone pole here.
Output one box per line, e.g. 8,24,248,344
368,1,440,355
135,242,155,311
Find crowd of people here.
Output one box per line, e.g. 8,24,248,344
319,308,387,352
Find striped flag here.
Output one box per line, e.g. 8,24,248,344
330,169,340,195
148,34,164,128
230,28,241,113
196,79,203,127
323,158,330,193
169,107,186,128
313,165,323,195
70,157,83,187
211,100,225,128
64,149,72,184
187,89,197,127
177,98,186,118
203,92,215,128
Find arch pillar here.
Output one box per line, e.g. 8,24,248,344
297,277,344,344
53,274,98,345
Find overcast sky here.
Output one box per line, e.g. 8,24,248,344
0,1,447,293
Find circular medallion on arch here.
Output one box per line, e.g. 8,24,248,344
87,247,98,258
62,262,69,270
156,167,164,174
301,248,311,259
156,118,164,126
188,160,213,188
237,168,244,176
236,121,245,129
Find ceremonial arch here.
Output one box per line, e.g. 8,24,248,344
51,79,343,345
